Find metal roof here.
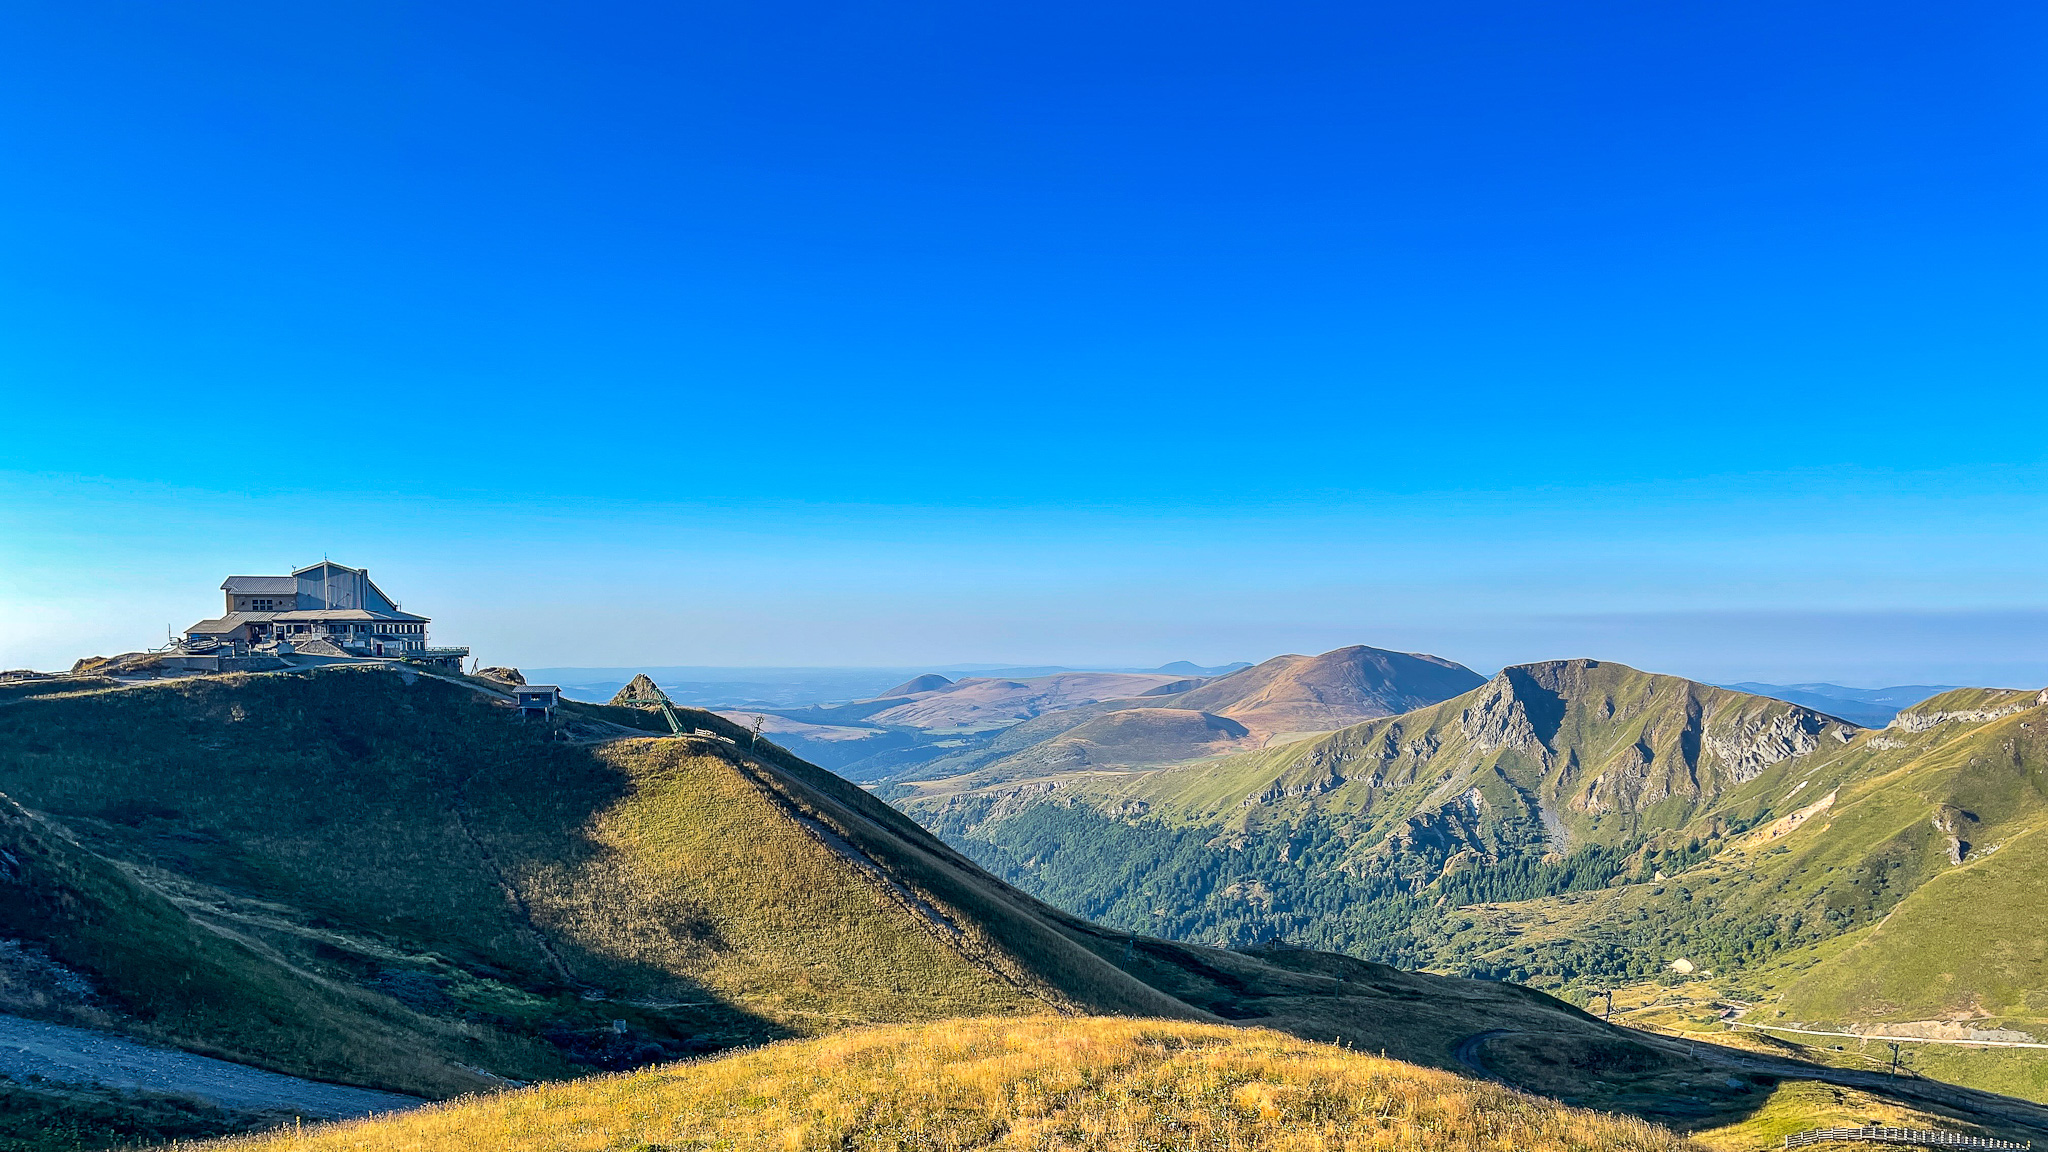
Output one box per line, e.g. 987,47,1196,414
220,575,298,594
268,608,427,622
186,609,427,633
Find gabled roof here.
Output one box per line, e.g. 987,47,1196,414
221,576,297,594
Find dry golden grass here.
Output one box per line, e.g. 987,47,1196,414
207,1016,1699,1152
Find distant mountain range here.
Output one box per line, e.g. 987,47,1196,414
1718,681,1961,726
528,661,1253,710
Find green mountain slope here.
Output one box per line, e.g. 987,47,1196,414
903,666,2048,1100
0,664,1770,1134
907,660,1856,960
1414,685,2048,1015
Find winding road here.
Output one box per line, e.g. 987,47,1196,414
0,1014,422,1119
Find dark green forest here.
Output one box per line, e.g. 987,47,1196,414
922,798,1878,995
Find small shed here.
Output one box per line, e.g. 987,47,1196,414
513,685,560,717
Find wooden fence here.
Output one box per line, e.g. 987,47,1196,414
1785,1128,2029,1150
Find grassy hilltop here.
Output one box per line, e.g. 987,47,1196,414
203,1017,1698,1152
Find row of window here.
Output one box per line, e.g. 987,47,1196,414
273,623,426,636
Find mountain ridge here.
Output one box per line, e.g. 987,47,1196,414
0,664,1779,1138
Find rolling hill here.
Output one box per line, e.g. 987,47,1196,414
712,670,1201,775
892,644,1488,787
860,671,1194,731
0,663,1850,1143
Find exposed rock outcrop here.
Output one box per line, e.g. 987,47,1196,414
1702,707,1832,783
608,674,664,706
1931,805,1977,865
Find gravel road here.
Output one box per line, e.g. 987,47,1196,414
0,1013,423,1119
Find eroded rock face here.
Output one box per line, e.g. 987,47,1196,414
1702,708,1829,784
1242,768,1348,808
1892,701,2034,733
1573,741,1666,815
1458,675,1545,757
607,674,661,705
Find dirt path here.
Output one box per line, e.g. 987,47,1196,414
1450,1029,1514,1084
0,1013,422,1119
1732,1020,2048,1050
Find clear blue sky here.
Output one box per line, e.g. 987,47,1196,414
3,1,2045,684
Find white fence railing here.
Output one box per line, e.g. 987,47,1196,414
1785,1128,2028,1150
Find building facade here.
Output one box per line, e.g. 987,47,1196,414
184,561,464,666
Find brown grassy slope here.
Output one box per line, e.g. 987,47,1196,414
1170,644,1487,741
901,644,1486,788
206,1016,1701,1152
865,672,1186,731
966,707,1255,774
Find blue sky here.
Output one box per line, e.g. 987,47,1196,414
3,1,2045,684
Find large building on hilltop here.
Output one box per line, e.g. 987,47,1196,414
183,561,464,667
